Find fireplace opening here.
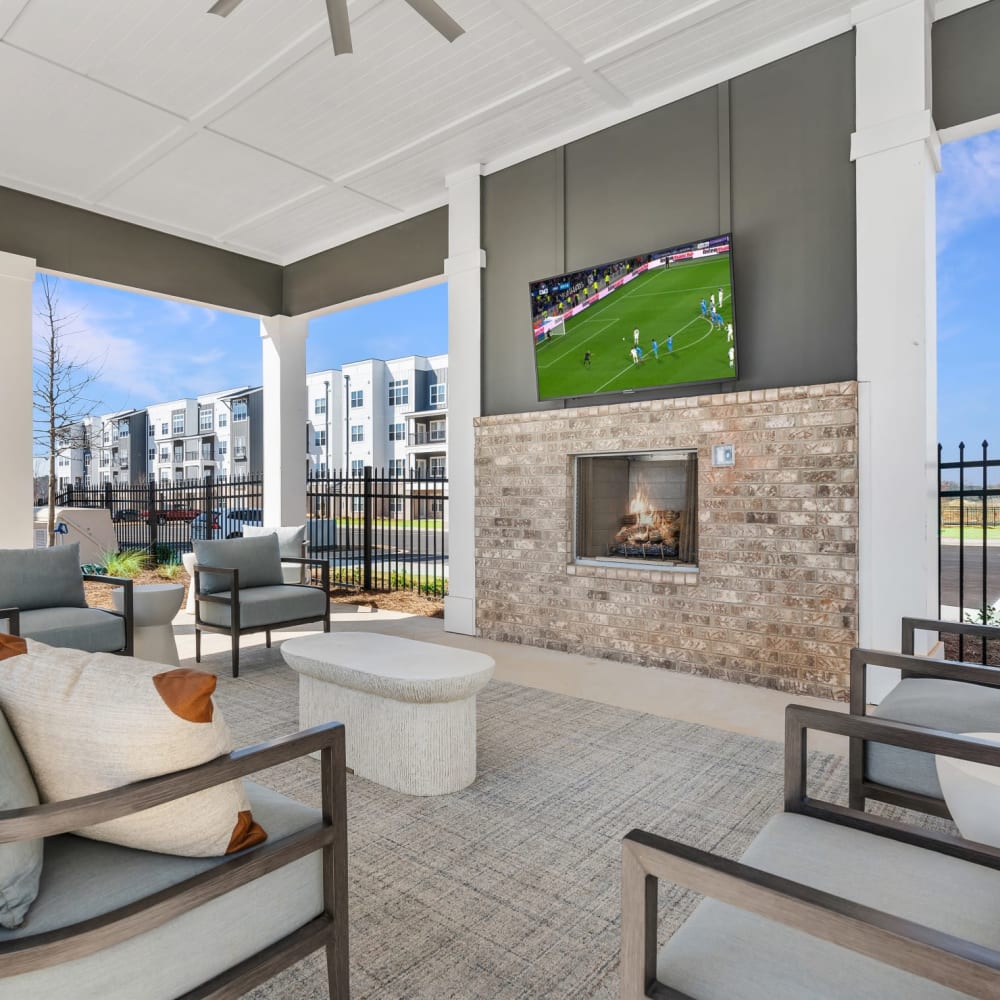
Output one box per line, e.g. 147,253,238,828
575,450,698,568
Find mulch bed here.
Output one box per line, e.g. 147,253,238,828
84,569,444,619
941,631,1000,667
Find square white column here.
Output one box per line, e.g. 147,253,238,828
261,315,309,526
0,252,36,548
444,165,486,636
853,0,939,696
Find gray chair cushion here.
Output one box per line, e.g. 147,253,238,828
866,676,1000,799
0,706,42,929
198,585,326,630
0,544,85,612
242,526,306,584
0,783,323,999
17,608,125,654
656,812,1000,999
192,535,283,595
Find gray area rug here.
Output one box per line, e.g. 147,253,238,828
202,644,850,999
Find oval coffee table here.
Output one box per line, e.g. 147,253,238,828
113,583,184,666
281,632,495,795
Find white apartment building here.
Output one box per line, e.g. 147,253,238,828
50,354,447,488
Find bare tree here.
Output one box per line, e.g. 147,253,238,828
32,276,104,546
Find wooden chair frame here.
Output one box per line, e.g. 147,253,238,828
849,629,1000,818
0,721,349,1000
0,574,135,657
621,706,1000,1000
193,556,330,678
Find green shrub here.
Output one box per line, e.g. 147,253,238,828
157,562,184,581
100,549,148,579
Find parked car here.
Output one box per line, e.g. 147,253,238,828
190,508,264,540
112,508,140,523
141,505,201,525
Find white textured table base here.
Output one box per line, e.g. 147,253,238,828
282,633,495,796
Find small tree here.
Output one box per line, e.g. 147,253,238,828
32,276,104,546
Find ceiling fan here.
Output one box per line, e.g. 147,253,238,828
208,0,465,56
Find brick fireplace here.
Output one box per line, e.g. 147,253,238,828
475,381,858,700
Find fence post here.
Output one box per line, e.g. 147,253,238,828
363,466,373,591
66,483,74,507
147,478,158,558
205,473,214,539
104,481,113,512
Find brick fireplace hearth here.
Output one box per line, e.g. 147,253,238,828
475,381,858,700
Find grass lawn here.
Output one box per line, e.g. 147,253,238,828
534,256,735,399
940,525,1000,539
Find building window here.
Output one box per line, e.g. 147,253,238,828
148,448,156,462
351,459,364,478
199,407,213,432
351,424,363,443
430,456,446,478
350,389,364,408
159,447,169,462
430,383,446,407
217,412,227,428
217,441,227,457
389,458,406,478
233,439,247,460
315,429,327,447
117,422,129,438
389,422,404,442
351,497,364,514
161,422,168,436
389,497,405,517
314,397,327,415
388,379,409,406
148,424,155,437
232,399,248,422
171,410,185,435
314,462,327,477
430,419,446,443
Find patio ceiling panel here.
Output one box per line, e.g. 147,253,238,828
598,0,855,98
209,0,566,179
223,185,398,261
100,131,328,240
345,76,596,208
0,43,182,198
3,0,324,120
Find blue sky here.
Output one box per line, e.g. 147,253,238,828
32,128,999,455
937,129,1000,460
32,277,448,418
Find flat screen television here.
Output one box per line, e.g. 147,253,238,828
530,234,736,401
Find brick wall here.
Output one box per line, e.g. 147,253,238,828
475,381,858,700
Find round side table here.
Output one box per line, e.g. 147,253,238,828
112,583,184,666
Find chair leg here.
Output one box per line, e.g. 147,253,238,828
324,615,331,634
232,633,239,679
195,627,201,663
266,630,272,649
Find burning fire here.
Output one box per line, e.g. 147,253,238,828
629,490,655,526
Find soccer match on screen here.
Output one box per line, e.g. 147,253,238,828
530,235,736,401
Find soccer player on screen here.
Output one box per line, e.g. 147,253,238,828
633,328,640,346
727,323,734,343
700,298,707,317
630,347,639,364
651,339,659,360
667,336,674,354
718,286,724,307
583,350,592,367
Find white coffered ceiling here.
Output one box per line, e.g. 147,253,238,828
0,0,963,264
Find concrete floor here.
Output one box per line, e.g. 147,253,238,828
173,604,847,755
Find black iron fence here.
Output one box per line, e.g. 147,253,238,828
54,469,447,595
939,441,1000,629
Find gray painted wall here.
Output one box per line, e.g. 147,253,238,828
933,0,1000,130
0,186,283,316
482,33,857,416
282,208,448,316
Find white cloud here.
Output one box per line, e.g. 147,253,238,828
938,130,1000,250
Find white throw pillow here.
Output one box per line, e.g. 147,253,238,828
0,640,266,857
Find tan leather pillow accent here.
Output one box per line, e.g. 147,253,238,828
153,669,216,723
0,634,27,660
227,810,268,854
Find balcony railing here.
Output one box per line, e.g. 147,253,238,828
408,430,447,446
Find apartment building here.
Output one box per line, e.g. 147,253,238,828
48,355,446,487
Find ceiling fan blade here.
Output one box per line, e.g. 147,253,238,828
325,0,354,54
401,0,464,43
207,0,246,16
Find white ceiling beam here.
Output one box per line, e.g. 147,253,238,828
0,0,31,40
933,0,992,19
486,0,629,108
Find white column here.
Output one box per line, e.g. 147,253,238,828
260,315,308,526
0,252,36,548
853,0,939,697
444,165,486,635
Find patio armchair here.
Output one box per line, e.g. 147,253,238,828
193,533,330,678
0,543,133,656
621,704,1000,999
0,720,349,999
849,619,1000,818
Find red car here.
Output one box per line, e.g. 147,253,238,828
140,506,200,525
